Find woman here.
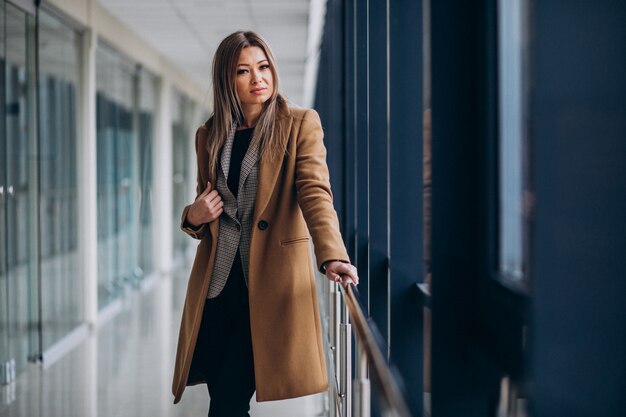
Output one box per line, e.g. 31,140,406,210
171,31,359,416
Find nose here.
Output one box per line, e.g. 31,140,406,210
251,69,261,84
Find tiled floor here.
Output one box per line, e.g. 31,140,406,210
0,269,326,417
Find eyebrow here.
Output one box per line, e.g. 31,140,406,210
237,60,269,67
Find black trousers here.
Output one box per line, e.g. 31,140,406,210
190,251,256,417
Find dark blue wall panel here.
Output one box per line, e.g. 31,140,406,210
389,0,424,414
530,1,626,416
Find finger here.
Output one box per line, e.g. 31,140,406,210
199,182,212,197
209,200,223,214
326,271,341,282
208,207,223,222
208,194,222,206
335,263,357,277
198,188,210,199
339,275,355,287
341,273,357,285
206,189,219,202
340,268,359,285
326,264,351,283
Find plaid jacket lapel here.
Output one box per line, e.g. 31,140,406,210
207,124,259,299
218,124,237,221
237,131,260,196
219,124,236,194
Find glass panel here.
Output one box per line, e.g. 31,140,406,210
38,9,83,350
171,90,193,258
136,69,157,277
422,0,432,412
498,0,530,289
0,0,8,379
96,43,137,308
3,2,39,376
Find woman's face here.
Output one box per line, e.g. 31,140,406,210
235,46,273,109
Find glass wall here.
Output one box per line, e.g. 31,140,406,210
38,8,83,351
1,1,39,380
0,1,6,381
136,69,157,277
96,42,137,309
0,0,203,385
171,90,195,258
0,0,206,385
96,42,159,308
422,0,432,409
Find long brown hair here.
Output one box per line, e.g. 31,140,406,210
205,31,289,183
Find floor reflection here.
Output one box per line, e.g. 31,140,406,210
0,266,324,417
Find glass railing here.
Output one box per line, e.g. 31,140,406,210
324,280,413,417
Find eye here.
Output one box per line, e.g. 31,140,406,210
237,69,248,75
260,64,270,70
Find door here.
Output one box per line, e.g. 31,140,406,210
1,1,40,384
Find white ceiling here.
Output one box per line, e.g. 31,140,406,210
97,0,314,106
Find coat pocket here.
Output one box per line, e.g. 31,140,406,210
280,236,310,246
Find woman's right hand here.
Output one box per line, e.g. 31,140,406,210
186,182,224,226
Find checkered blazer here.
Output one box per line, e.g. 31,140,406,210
206,125,260,299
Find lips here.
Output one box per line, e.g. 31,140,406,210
250,87,267,94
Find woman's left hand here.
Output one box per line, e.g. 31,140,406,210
324,261,359,286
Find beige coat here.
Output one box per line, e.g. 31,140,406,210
172,107,350,403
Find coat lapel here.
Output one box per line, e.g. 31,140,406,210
237,131,260,196
254,116,293,223
214,124,238,223
219,124,237,187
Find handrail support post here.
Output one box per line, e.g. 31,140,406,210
353,344,371,417
340,288,352,417
329,281,341,417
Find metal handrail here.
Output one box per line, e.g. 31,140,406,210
330,281,413,417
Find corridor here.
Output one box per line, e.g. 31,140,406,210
0,265,324,417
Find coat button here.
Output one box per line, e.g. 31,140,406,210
258,220,269,230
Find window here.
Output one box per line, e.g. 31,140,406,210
171,90,198,258
38,8,83,349
498,0,531,290
96,41,137,308
137,68,158,277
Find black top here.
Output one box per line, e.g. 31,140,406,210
227,127,254,198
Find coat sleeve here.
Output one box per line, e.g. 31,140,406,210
295,109,350,272
180,126,210,240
